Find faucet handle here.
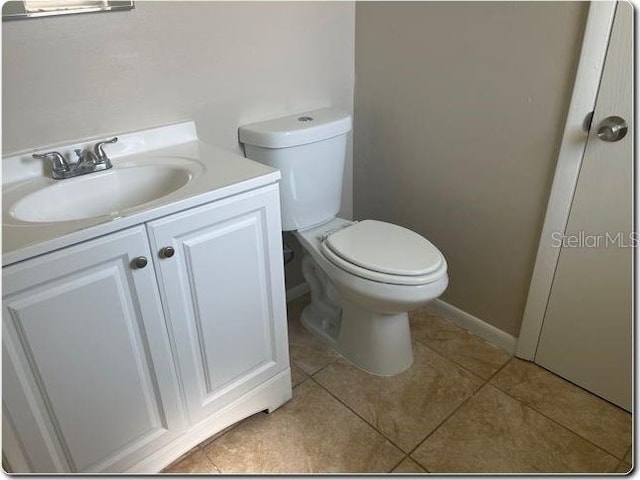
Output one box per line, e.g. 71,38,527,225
93,137,118,161
32,151,70,173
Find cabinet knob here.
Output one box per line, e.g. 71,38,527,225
160,246,175,258
131,256,148,269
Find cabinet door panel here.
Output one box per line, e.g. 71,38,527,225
2,227,185,472
184,215,274,391
148,186,289,423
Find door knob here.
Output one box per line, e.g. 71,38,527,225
160,246,175,258
131,256,148,269
596,116,628,142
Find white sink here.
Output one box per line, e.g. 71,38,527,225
5,159,201,223
2,121,281,266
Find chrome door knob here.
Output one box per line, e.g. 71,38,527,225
596,116,628,142
131,256,148,269
160,246,175,258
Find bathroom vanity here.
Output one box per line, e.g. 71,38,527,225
1,122,291,473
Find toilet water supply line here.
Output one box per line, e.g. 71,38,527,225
301,255,342,332
283,241,294,265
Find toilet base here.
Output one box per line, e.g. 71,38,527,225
300,254,414,376
301,299,414,376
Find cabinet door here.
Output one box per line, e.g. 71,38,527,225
2,227,186,473
147,185,289,424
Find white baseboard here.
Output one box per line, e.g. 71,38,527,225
286,282,310,302
285,285,517,354
424,299,517,354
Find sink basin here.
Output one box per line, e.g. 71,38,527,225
9,164,194,223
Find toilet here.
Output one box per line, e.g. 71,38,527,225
239,108,448,375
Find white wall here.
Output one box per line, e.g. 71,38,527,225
2,1,355,152
2,1,355,290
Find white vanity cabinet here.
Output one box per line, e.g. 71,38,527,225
2,184,291,474
2,226,187,473
147,185,290,426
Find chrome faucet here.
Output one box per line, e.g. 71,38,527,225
33,137,118,180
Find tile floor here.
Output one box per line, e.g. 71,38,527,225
163,295,632,474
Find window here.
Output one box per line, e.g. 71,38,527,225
2,1,134,20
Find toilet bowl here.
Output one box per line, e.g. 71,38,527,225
238,108,448,375
295,218,448,375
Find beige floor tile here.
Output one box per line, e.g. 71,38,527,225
491,358,632,458
615,462,632,473
287,297,342,375
286,293,309,319
314,341,482,452
410,309,511,379
198,422,239,448
162,448,220,474
392,457,428,473
412,384,619,473
202,380,403,473
291,364,309,387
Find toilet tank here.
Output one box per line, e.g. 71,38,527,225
239,108,352,231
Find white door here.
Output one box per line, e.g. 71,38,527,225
2,226,186,473
534,2,632,411
147,186,290,424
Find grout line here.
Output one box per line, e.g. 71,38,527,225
306,337,506,463
486,356,631,462
406,357,513,465
290,360,311,381
410,357,514,469
409,319,631,463
487,362,631,462
488,379,630,462
388,455,431,474
483,354,515,383
310,349,488,459
164,445,223,474
307,356,341,378
410,455,431,474
412,333,512,380
387,455,409,473
412,337,496,385
292,374,312,388
310,347,504,464
416,312,631,462
198,448,224,474
292,307,626,470
308,376,409,456
292,355,339,378
498,386,628,461
395,341,512,464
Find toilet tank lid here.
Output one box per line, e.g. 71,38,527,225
238,108,352,148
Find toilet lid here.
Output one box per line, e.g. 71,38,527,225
323,220,444,277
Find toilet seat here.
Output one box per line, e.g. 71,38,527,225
320,220,446,286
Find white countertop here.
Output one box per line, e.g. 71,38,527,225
2,122,280,266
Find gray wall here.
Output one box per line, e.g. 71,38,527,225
2,1,355,291
354,1,588,336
